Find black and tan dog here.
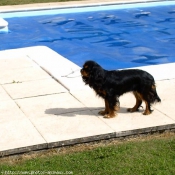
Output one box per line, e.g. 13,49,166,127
80,60,161,118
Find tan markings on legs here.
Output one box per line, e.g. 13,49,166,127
99,98,118,118
98,99,109,116
103,101,117,119
143,101,151,115
127,91,142,112
104,108,116,118
115,105,120,112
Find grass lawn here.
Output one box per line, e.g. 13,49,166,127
0,0,81,6
1,133,175,175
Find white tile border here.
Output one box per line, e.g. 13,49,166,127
0,0,175,13
0,17,8,27
0,17,8,32
0,46,174,92
1,1,175,18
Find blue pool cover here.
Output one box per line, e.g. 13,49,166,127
1,2,175,69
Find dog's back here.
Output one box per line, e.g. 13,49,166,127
106,69,161,103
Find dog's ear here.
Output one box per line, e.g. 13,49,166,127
89,66,105,86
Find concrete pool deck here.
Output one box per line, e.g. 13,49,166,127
0,0,175,156
0,46,175,157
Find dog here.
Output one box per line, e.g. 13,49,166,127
80,60,161,118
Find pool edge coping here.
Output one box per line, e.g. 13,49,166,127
0,46,175,92
0,0,175,13
1,123,175,157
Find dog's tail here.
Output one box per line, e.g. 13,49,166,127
150,84,161,103
154,93,161,103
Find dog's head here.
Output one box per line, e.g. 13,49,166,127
80,60,105,87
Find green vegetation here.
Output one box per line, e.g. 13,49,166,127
1,134,175,175
0,0,80,6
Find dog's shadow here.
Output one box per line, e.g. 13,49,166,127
45,107,138,117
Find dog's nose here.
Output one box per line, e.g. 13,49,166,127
80,69,83,73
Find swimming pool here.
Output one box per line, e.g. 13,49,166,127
1,1,175,70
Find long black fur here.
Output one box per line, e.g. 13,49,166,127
81,60,161,118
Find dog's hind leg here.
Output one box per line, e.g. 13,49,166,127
143,100,152,115
127,91,142,112
150,84,161,103
142,84,160,115
142,90,154,115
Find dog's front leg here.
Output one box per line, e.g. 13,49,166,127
103,97,117,118
104,106,116,118
98,99,109,116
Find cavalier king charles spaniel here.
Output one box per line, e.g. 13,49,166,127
80,60,161,118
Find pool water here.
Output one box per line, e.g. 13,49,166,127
1,3,175,69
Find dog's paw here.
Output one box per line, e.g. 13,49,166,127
103,113,116,119
98,110,107,116
143,110,152,115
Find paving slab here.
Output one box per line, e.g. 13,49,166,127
16,93,114,146
22,46,84,91
94,108,174,133
0,118,47,156
0,100,25,121
22,110,114,147
0,57,35,70
153,79,175,120
3,79,68,99
155,79,175,100
0,85,11,101
71,89,104,109
0,100,46,156
0,66,51,85
16,93,87,117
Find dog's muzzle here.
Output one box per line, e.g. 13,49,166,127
80,69,88,77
